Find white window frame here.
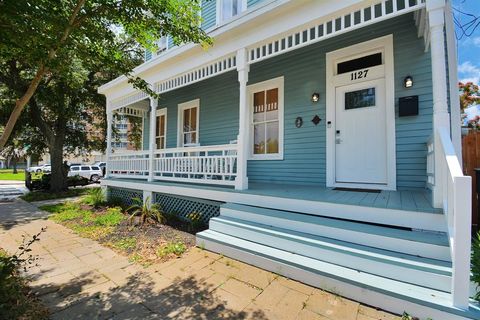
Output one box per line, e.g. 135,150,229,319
155,108,167,150
247,76,284,161
177,99,200,147
216,0,247,25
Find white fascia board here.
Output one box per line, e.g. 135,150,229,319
99,0,366,98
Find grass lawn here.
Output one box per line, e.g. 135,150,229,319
20,187,94,202
39,192,203,267
0,169,25,181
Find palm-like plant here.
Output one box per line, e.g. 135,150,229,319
126,197,166,226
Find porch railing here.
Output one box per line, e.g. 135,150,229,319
153,144,237,186
108,151,150,178
431,128,471,308
107,144,238,186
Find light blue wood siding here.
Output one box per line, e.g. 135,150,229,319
202,0,217,30
155,71,239,148
247,13,432,189
143,13,432,190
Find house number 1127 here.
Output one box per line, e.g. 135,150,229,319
350,69,369,81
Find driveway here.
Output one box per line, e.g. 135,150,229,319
0,199,401,320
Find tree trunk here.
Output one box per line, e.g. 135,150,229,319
49,139,67,192
12,157,17,174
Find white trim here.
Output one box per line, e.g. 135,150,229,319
155,108,167,150
247,76,284,161
326,35,396,191
177,99,200,147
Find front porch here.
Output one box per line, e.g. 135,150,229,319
102,178,444,231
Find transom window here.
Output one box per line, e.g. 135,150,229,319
155,108,167,149
337,52,382,75
178,99,199,147
249,77,284,160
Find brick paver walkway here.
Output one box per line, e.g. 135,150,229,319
0,199,401,319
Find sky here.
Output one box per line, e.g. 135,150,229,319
453,0,480,85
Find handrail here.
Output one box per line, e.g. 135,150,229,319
154,144,237,155
436,128,472,309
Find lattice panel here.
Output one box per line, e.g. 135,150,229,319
108,187,143,207
154,193,222,223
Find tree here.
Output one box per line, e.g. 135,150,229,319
459,81,480,110
0,0,211,148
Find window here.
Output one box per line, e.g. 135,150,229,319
345,88,376,110
81,166,90,171
156,108,167,149
218,0,243,23
71,166,79,171
156,36,168,55
91,166,100,171
337,53,382,74
249,77,284,160
178,99,199,147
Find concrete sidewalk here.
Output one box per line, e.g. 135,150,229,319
0,199,401,320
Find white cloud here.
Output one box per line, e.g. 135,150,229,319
473,37,480,47
458,61,480,84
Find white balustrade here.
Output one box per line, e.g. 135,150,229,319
108,151,150,178
433,129,472,308
153,144,238,186
107,144,238,186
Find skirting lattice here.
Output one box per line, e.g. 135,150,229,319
154,193,222,223
108,187,143,207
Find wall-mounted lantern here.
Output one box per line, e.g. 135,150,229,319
404,76,413,88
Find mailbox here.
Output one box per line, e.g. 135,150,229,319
398,95,419,117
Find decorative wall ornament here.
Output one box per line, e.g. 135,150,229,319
295,117,303,128
312,115,321,125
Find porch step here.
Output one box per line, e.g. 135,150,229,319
209,215,452,292
221,203,451,261
196,231,480,320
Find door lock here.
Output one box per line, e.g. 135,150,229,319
336,130,341,135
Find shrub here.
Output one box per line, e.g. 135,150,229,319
82,187,105,208
156,241,187,258
126,197,166,226
472,231,480,301
0,228,48,319
185,212,207,232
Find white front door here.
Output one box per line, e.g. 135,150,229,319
335,78,387,184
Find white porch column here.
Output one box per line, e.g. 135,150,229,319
428,0,450,208
105,101,113,179
445,1,462,164
148,97,158,182
235,49,250,190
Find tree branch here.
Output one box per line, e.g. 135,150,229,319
0,0,86,148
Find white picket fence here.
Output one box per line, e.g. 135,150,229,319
108,144,238,186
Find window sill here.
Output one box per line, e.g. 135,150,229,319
248,154,284,161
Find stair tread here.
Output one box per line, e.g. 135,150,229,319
222,203,449,247
196,230,480,319
212,216,452,274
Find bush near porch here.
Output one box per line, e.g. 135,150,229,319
39,190,205,266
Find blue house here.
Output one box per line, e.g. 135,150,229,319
98,0,478,318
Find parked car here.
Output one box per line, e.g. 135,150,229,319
28,164,51,173
92,161,106,176
68,165,103,182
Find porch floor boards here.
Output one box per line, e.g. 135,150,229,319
106,178,441,214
